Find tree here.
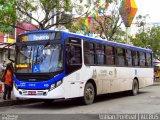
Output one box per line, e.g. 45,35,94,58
135,14,150,32
0,0,82,32
0,0,16,32
93,0,122,40
131,26,160,59
112,27,126,43
70,0,122,40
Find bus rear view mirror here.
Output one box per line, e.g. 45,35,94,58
8,43,15,63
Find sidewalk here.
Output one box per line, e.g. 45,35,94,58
152,80,160,86
0,82,40,107
0,91,39,107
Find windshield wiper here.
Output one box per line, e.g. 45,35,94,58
35,46,39,63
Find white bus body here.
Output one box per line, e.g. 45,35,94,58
13,31,153,105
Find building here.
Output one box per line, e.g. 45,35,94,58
0,32,15,64
0,23,37,64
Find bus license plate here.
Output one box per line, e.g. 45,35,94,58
28,91,36,95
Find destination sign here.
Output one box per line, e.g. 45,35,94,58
32,34,49,41
20,32,55,42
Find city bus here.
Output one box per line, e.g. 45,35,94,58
9,30,153,105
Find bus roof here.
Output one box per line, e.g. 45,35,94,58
20,30,153,53
62,31,153,53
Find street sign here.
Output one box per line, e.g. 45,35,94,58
33,64,40,73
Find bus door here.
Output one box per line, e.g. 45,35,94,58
64,37,82,98
65,37,82,75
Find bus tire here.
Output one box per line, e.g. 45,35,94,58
131,79,139,96
83,82,95,105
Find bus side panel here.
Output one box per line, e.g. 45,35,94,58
63,66,93,99
138,68,154,88
92,66,118,94
63,66,153,99
146,68,154,86
115,67,133,92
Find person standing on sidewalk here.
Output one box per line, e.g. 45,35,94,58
3,63,13,100
1,60,6,71
0,60,6,78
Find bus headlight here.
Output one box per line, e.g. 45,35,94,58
56,80,63,87
49,80,63,91
50,84,56,90
14,82,18,90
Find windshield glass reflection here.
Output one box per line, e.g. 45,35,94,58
16,43,63,73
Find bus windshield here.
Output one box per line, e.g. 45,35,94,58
16,43,63,73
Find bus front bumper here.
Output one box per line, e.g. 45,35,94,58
13,85,64,99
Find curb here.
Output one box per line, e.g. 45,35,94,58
0,99,40,107
152,82,160,86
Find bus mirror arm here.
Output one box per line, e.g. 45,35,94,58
8,43,15,63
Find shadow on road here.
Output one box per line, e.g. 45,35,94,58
15,90,150,110
95,91,149,103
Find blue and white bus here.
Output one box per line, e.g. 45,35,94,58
10,30,153,105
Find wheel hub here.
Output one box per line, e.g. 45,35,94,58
85,88,94,100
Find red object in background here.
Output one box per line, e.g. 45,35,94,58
0,33,4,43
87,17,92,24
0,83,2,93
16,22,37,36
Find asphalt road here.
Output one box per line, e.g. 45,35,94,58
0,84,160,120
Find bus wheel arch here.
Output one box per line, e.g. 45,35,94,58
134,77,139,87
131,78,139,96
83,79,97,105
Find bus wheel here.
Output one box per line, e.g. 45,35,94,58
131,79,139,96
83,82,95,105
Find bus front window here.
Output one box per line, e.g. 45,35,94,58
16,43,63,73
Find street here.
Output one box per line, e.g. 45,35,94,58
0,84,160,120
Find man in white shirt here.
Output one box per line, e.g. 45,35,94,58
0,60,6,73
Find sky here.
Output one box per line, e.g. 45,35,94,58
124,0,160,34
134,0,160,23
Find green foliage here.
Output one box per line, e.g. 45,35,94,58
112,28,126,43
136,14,149,27
0,0,16,32
131,26,160,59
0,0,77,32
70,0,122,40
0,24,13,33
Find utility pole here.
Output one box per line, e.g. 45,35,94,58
126,27,131,44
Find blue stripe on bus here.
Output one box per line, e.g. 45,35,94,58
19,30,54,35
14,71,66,89
62,32,152,53
62,33,67,74
20,30,152,53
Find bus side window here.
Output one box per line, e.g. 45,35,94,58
105,45,115,65
116,47,125,66
66,45,81,65
96,43,105,65
139,52,145,67
84,41,95,65
132,51,139,66
126,49,132,66
146,53,152,67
